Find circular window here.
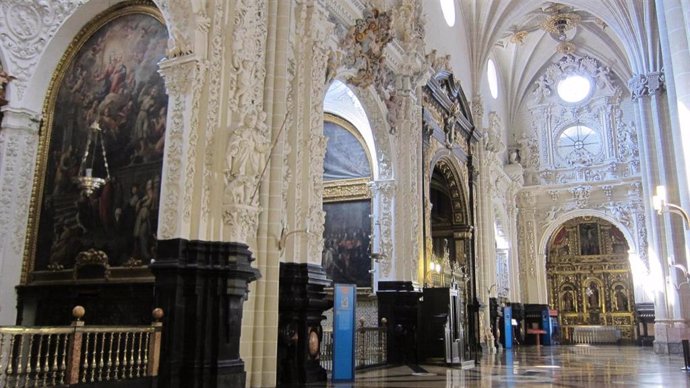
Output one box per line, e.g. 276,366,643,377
557,75,591,103
556,125,601,165
487,59,498,99
440,0,455,27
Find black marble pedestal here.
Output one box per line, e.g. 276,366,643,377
151,239,260,388
277,263,332,386
377,281,422,364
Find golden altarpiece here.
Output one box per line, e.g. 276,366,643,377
546,217,635,342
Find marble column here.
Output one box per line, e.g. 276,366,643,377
152,3,265,379
476,146,496,339
277,1,332,384
390,74,424,283
629,70,686,353
368,180,396,283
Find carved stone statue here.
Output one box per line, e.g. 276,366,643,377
615,286,629,311
0,70,13,106
586,282,600,309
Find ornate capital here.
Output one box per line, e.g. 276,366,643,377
222,204,262,245
369,179,396,197
159,55,199,96
0,106,40,133
153,0,211,58
569,185,592,208
628,71,665,101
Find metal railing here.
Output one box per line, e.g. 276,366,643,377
571,325,620,344
320,318,387,372
0,306,163,387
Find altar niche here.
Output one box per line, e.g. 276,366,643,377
419,70,479,363
546,216,635,343
322,113,374,289
20,2,168,326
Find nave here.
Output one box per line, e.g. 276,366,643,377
308,346,689,387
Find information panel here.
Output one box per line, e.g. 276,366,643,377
333,284,356,381
503,306,513,349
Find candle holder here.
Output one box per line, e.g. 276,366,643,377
74,121,111,196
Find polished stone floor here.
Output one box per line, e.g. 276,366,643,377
311,345,690,387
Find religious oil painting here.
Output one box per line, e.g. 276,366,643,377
579,223,600,255
34,11,168,271
322,201,372,287
323,120,371,181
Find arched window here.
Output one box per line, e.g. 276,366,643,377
322,81,375,288
440,0,456,27
487,59,499,99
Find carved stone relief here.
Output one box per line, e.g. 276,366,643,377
369,180,395,276
523,53,636,186
222,0,269,245
200,0,226,222
158,56,198,240
339,7,392,89
628,72,665,101
0,108,40,283
0,0,85,100
153,0,210,58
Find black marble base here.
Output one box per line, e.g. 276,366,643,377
377,281,422,364
151,239,260,388
278,263,332,386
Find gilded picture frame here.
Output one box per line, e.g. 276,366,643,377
22,2,167,284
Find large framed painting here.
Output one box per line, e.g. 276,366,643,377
322,200,372,288
26,4,168,278
579,223,600,255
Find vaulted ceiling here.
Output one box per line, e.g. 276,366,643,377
454,0,659,139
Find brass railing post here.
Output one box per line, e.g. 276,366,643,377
380,317,388,364
66,306,85,385
358,318,365,368
147,308,164,377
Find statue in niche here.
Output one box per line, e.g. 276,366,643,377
226,111,269,178
586,281,600,310
225,111,270,205
444,102,462,148
614,286,629,311
562,290,574,312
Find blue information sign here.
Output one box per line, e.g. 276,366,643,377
541,308,552,345
504,306,513,349
333,284,356,381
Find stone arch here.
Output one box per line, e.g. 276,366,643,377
22,1,169,113
429,152,469,226
539,209,637,258
326,75,395,181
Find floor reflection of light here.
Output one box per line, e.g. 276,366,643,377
535,365,561,369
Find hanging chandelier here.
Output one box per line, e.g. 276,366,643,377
541,12,581,41
74,121,111,196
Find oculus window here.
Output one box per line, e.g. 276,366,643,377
556,125,602,165
557,75,591,103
